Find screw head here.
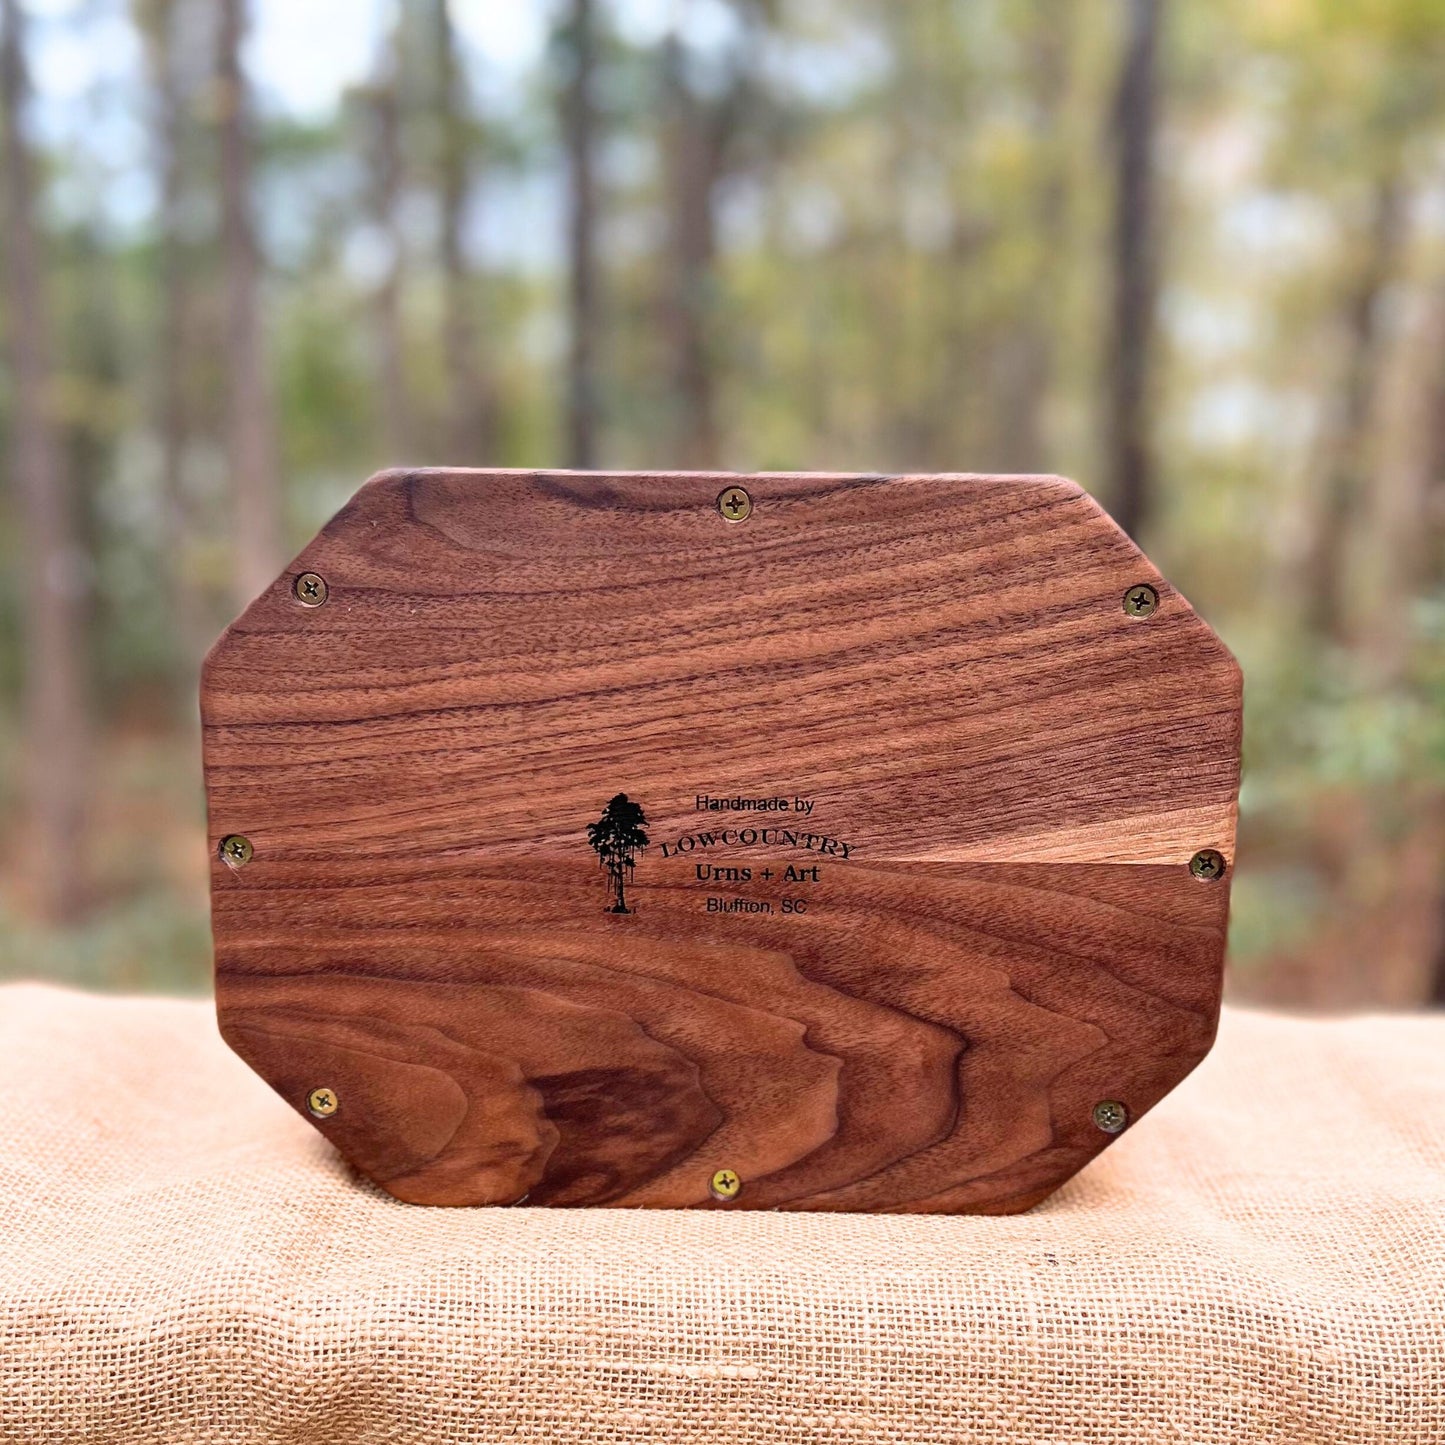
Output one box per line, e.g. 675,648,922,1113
218,834,253,867
709,1168,742,1201
1189,848,1227,882
307,1087,339,1118
1123,583,1159,618
294,572,329,607
1092,1099,1128,1134
716,486,753,523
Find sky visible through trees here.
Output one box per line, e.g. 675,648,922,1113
1,0,1443,1005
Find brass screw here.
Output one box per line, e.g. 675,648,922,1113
307,1087,339,1118
709,1168,742,1201
1092,1100,1128,1134
294,572,328,607
218,834,253,867
1189,848,1227,882
716,486,753,523
1123,583,1159,618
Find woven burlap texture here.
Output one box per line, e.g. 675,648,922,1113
1,984,1442,1445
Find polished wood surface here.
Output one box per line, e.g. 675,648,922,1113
203,469,1242,1211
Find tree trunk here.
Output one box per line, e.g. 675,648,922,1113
561,0,600,469
997,7,1075,474
1413,285,1445,1008
1354,265,1444,682
434,0,488,462
367,31,412,464
216,0,284,606
1105,0,1163,541
1,0,90,921
1300,173,1406,640
138,0,210,666
660,34,722,470
1428,883,1445,1008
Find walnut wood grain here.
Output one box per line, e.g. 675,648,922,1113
203,470,1241,1212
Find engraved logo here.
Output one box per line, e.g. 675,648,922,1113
587,793,650,914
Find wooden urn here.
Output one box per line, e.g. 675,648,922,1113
202,470,1242,1213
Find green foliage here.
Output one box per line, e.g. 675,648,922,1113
1,0,1443,999
0,890,212,994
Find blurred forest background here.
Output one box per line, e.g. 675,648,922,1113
1,0,1443,1006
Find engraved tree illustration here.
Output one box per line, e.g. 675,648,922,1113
587,793,649,913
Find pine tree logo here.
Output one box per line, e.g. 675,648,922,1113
586,793,650,913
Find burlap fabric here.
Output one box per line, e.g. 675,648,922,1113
1,984,1442,1444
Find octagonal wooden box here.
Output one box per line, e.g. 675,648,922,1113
202,469,1241,1213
